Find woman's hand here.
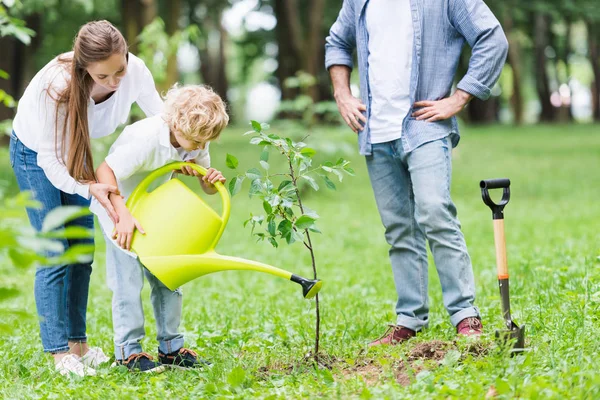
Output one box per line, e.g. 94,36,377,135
89,182,121,224
202,168,226,186
112,211,145,251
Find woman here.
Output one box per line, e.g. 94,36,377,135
9,20,163,376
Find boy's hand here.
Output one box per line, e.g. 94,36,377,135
112,211,145,251
177,160,202,177
202,168,226,186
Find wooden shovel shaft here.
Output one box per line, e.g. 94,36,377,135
493,219,509,279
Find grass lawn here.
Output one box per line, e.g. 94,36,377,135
0,123,599,399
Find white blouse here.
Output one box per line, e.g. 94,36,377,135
12,52,163,199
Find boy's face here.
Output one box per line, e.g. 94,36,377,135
172,129,206,152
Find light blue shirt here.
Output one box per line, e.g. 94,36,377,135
325,0,509,155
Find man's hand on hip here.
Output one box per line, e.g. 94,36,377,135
335,92,367,133
412,90,473,122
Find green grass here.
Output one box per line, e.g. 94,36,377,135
1,123,599,399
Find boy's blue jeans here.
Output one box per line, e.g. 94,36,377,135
365,136,479,332
9,131,93,353
104,234,184,360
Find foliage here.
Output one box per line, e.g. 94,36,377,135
226,121,353,249
225,120,353,359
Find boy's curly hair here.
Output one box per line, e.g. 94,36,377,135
162,85,229,142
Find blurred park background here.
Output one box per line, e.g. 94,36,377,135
1,0,600,130
1,0,600,397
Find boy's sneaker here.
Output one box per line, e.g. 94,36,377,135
55,354,97,377
113,353,165,373
80,347,110,368
457,317,484,336
158,348,211,369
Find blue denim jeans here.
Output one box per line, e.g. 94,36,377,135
9,131,93,353
104,234,184,360
366,136,479,331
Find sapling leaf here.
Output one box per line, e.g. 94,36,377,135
301,175,319,191
295,215,316,230
246,168,262,181
225,153,238,169
260,147,269,162
263,201,272,214
300,147,316,157
323,175,336,190
251,120,262,132
260,160,270,170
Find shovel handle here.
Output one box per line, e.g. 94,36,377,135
493,219,509,279
480,178,510,220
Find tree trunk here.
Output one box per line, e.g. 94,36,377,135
588,21,600,122
534,13,555,122
304,0,326,102
274,0,301,101
163,0,181,91
139,0,158,27
467,96,500,123
503,12,524,124
121,0,141,53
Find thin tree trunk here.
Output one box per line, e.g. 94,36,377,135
139,0,158,27
121,0,140,53
588,21,600,122
503,12,524,124
305,0,326,102
163,0,181,92
534,13,555,122
274,0,301,101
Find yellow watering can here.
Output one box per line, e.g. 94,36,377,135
127,162,322,299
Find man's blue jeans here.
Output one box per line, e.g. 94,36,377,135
104,234,184,360
9,131,93,353
366,136,479,331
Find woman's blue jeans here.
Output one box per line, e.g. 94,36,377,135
9,131,94,353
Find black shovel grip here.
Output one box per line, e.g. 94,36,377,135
480,178,511,220
480,178,510,190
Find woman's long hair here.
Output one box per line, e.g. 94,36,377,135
53,20,127,183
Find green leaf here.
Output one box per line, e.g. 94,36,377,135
300,175,319,191
343,166,355,175
0,70,9,79
229,176,244,196
321,165,333,172
260,147,269,162
268,237,278,248
267,195,281,207
291,229,304,243
251,120,262,132
295,215,316,230
323,175,336,190
259,160,270,171
249,179,264,197
225,153,239,169
260,122,270,130
246,168,262,181
227,366,246,387
278,180,293,192
48,244,95,265
300,147,316,158
249,137,263,145
331,168,344,182
261,202,272,216
41,206,91,233
267,219,276,236
278,220,293,237
8,248,40,269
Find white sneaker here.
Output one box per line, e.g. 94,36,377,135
55,354,97,377
80,347,110,368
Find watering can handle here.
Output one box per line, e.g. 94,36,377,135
126,162,231,229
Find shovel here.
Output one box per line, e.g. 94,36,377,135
480,178,525,354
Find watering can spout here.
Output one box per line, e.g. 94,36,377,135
140,252,322,299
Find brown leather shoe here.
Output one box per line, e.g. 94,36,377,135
368,324,416,347
457,317,483,336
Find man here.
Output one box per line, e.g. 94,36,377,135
325,0,508,345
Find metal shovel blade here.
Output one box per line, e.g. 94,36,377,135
495,322,525,355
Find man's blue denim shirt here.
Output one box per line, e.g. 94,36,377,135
325,0,509,155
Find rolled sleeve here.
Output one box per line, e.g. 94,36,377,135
450,0,508,100
456,74,491,100
325,0,357,70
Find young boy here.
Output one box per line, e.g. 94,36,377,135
91,85,228,373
